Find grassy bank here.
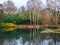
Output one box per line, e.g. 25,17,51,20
0,22,60,33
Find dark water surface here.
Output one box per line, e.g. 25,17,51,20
0,28,60,45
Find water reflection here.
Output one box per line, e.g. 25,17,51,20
0,28,60,45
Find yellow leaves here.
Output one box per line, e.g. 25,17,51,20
5,28,15,32
5,23,16,27
2,23,16,32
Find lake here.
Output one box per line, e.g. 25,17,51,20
0,28,60,45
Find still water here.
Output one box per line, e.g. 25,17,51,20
0,28,60,45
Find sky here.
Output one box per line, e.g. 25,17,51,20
0,0,28,8
0,0,46,8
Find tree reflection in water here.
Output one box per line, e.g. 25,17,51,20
0,28,60,45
